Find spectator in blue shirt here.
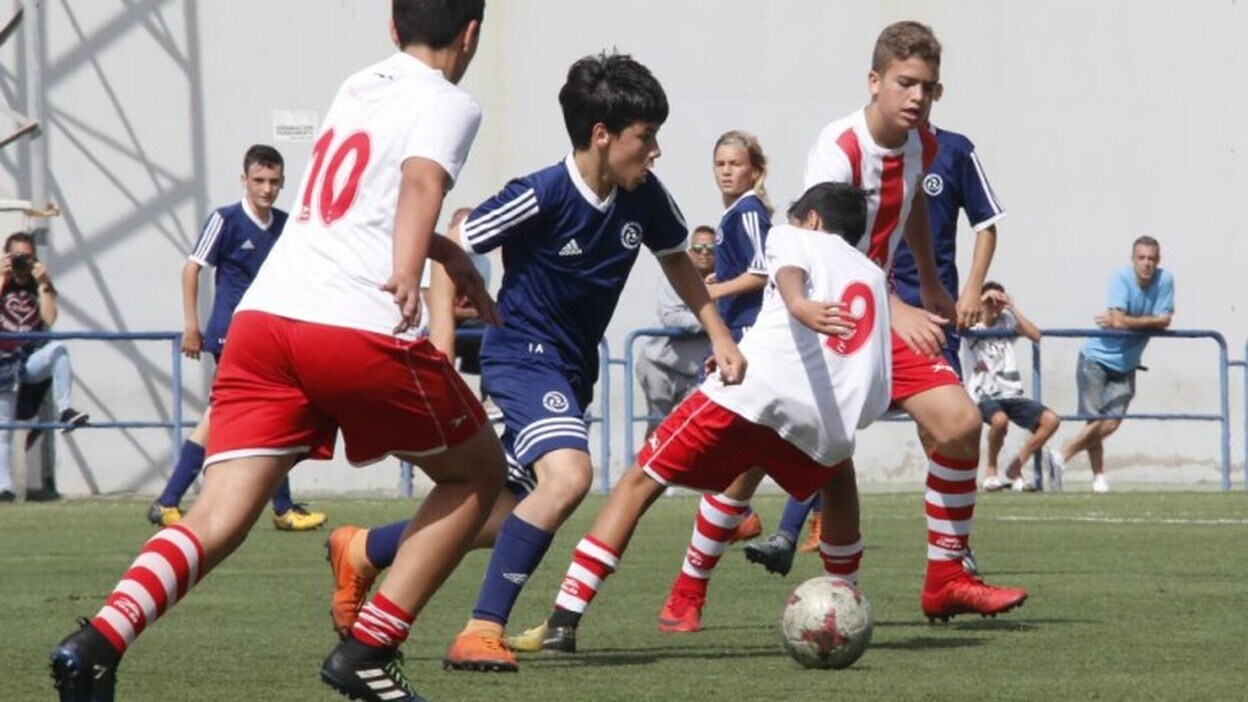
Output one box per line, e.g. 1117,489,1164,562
1050,236,1174,493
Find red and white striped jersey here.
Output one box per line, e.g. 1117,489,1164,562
803,108,937,271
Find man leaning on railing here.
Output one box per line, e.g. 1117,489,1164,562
1050,236,1175,493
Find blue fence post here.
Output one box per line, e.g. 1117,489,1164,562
1215,334,1231,491
597,338,612,493
171,333,183,474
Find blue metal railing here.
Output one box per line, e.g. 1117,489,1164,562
618,326,1238,491
0,330,186,473
1023,329,1233,491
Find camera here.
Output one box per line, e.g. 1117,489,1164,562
9,253,31,272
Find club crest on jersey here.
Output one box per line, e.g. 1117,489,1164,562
620,221,643,249
542,391,570,413
923,173,944,196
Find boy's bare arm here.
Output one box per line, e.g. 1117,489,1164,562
958,225,997,328
659,251,746,384
774,266,853,337
181,260,204,359
1006,299,1042,343
901,190,957,324
706,271,766,301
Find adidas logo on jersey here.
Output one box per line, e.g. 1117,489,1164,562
558,239,583,257
241,239,256,250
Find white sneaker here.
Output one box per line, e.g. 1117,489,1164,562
1042,449,1066,492
1091,474,1110,493
983,476,1005,492
1010,477,1036,492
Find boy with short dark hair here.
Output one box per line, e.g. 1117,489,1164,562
440,50,745,673
962,281,1061,492
148,144,328,532
50,3,496,700
508,182,891,653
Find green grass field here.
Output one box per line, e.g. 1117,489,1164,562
5,491,1247,701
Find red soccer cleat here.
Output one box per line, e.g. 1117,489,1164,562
658,587,706,633
921,573,1029,623
730,511,763,543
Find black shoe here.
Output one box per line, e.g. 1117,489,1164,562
0,490,15,503
59,408,90,434
50,619,120,702
743,533,796,576
321,637,426,702
26,488,61,502
541,624,576,653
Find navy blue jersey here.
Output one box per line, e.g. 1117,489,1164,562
890,127,1005,307
463,156,687,376
714,192,771,331
189,201,286,353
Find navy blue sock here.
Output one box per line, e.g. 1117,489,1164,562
157,440,204,507
270,478,294,514
471,514,553,625
365,520,409,570
778,494,821,541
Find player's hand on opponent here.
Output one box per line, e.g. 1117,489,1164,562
441,247,499,326
890,297,947,358
920,282,958,328
709,339,746,385
182,327,203,360
382,272,423,334
791,298,855,337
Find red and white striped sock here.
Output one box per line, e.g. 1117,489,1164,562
91,524,204,654
553,535,621,619
675,493,748,593
819,535,864,584
924,451,979,590
351,592,413,649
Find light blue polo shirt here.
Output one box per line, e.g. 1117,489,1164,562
1080,265,1174,373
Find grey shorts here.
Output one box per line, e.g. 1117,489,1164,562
1076,353,1135,419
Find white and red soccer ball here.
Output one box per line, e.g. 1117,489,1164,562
780,575,874,669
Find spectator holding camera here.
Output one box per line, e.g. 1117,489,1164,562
0,232,89,501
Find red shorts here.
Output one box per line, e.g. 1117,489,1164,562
890,330,961,402
206,311,486,467
637,391,848,501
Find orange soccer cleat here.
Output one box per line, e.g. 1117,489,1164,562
442,630,519,672
325,526,379,639
657,587,706,633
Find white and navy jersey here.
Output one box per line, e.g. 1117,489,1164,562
189,200,285,353
239,52,482,338
702,224,892,466
890,126,1006,308
715,191,771,331
804,108,938,273
462,154,687,375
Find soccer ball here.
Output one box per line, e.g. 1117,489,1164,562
780,575,874,669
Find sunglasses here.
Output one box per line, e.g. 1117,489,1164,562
689,244,715,253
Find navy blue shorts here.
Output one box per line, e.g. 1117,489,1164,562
978,396,1048,431
481,349,592,493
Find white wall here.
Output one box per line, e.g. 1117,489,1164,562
8,0,1243,496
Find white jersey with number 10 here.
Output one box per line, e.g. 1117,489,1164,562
239,52,482,339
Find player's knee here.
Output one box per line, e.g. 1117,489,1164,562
1038,411,1061,433
989,412,1009,431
